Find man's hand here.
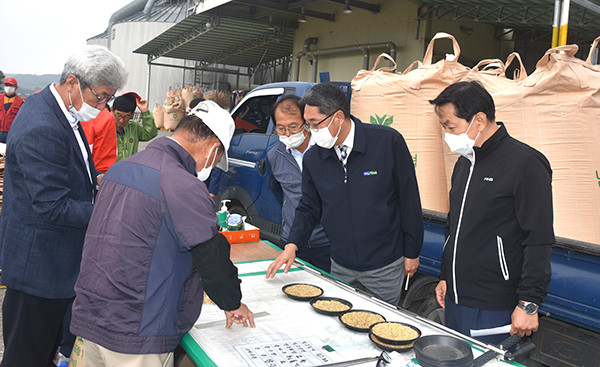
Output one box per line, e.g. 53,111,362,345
435,280,447,308
511,306,538,337
224,303,255,328
265,244,298,279
404,257,419,278
136,98,149,113
97,174,104,185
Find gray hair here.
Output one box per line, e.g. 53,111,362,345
59,45,128,90
299,82,350,118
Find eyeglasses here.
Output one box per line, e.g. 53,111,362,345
88,86,115,104
276,123,305,135
306,111,337,132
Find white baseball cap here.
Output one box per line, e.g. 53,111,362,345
189,100,234,171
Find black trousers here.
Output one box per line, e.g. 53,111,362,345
1,288,73,367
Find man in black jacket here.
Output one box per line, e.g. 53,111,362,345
430,81,554,343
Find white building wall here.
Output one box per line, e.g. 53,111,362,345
98,21,187,107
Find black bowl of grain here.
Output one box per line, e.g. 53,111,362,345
369,332,415,352
338,309,386,332
282,283,324,301
369,321,421,346
310,297,353,316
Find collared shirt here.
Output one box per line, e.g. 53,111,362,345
286,135,315,172
49,83,93,188
335,118,356,161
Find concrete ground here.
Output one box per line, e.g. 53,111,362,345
0,129,172,362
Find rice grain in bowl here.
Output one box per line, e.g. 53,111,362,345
370,321,421,346
282,283,324,301
339,310,386,332
310,297,352,316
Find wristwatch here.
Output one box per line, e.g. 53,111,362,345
518,300,539,315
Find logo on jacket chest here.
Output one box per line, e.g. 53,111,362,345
483,177,494,182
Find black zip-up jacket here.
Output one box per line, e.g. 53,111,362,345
441,123,554,310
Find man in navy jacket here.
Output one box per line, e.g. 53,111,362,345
0,46,127,367
266,83,423,305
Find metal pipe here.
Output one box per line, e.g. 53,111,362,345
107,0,148,50
360,45,370,69
143,0,157,20
559,0,570,45
182,62,186,88
552,0,562,47
312,56,319,83
304,42,397,78
146,62,152,101
295,37,319,81
571,0,600,14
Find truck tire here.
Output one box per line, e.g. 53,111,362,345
417,288,445,325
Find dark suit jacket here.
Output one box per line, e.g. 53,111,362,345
0,85,98,299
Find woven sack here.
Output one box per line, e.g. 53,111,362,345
152,103,165,129
182,86,202,109
350,32,470,213
163,98,185,130
489,40,600,243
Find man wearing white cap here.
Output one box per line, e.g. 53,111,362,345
70,100,255,367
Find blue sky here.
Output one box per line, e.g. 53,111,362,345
1,1,127,75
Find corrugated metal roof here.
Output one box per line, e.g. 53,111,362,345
133,13,295,67
133,0,600,69
416,0,600,43
88,0,192,40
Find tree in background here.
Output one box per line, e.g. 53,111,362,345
0,70,5,85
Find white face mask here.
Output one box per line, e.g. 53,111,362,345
197,143,218,181
68,80,101,122
279,129,307,149
312,112,341,149
444,116,480,158
4,86,16,96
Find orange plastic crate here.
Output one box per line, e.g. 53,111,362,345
220,223,260,243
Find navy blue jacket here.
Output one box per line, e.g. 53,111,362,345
267,141,329,248
287,118,424,271
0,85,98,299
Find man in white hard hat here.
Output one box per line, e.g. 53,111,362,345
71,100,255,367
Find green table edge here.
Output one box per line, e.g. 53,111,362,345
180,333,217,367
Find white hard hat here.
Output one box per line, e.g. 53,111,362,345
189,100,234,171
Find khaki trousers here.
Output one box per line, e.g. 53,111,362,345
82,339,174,367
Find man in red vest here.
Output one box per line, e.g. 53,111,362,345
0,77,24,143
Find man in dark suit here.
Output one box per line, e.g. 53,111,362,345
0,45,128,367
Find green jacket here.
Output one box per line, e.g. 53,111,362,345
117,111,158,161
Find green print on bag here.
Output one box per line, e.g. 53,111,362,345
172,113,178,119
413,153,417,168
597,170,600,187
370,114,393,126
